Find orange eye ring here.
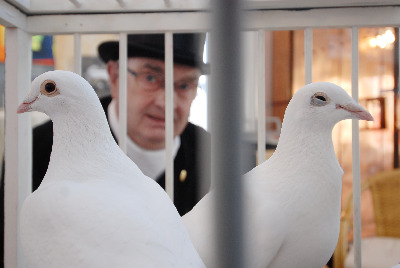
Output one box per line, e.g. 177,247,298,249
40,80,60,97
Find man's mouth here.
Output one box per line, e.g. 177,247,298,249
147,114,166,123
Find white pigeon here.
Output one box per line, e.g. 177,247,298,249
17,70,205,268
182,82,374,268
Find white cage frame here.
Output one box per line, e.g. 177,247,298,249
1,1,400,267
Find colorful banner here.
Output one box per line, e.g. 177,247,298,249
32,35,54,65
0,25,4,62
0,26,53,65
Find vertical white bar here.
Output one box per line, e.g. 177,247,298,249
257,30,266,164
4,27,32,268
118,32,127,153
211,0,244,266
397,28,400,168
264,31,274,144
165,32,174,201
73,33,82,75
304,28,313,84
351,26,362,268
242,32,256,134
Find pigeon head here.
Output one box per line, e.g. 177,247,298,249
17,70,100,118
285,82,373,129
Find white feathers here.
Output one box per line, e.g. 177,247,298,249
18,70,205,268
183,82,373,268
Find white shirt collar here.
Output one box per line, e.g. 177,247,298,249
107,99,181,180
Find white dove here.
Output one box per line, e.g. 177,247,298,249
17,70,205,268
182,82,374,268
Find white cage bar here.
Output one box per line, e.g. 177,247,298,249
118,32,128,153
304,28,313,84
164,31,174,200
1,1,400,268
351,27,362,268
4,27,32,268
73,33,81,75
257,29,266,164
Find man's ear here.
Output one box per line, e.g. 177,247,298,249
107,61,119,99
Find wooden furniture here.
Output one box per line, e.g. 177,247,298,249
334,168,400,268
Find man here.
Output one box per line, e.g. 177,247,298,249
31,33,211,216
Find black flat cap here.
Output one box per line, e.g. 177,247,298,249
98,33,208,73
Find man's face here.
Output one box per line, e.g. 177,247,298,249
108,57,200,150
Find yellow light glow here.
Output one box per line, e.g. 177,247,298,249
369,38,377,48
368,29,395,49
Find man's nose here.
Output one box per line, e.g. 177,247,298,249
153,87,178,109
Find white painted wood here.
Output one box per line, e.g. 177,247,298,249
4,27,32,268
165,32,174,201
245,6,400,30
69,0,81,8
257,30,266,164
5,0,399,15
3,0,30,14
27,0,208,14
264,31,274,143
351,26,362,268
164,0,172,8
22,6,400,35
5,0,29,6
116,0,126,8
242,32,257,135
305,28,313,84
0,0,27,28
73,33,82,75
118,32,128,153
246,0,400,10
24,12,211,34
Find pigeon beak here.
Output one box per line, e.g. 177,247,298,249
17,97,38,114
336,103,374,121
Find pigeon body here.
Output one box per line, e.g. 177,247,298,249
183,82,374,268
18,70,205,268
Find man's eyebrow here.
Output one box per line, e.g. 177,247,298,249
180,74,200,81
142,63,200,80
143,64,164,73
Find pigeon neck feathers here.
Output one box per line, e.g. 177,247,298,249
267,83,350,183
276,117,336,165
50,100,118,166
274,95,337,165
30,71,125,181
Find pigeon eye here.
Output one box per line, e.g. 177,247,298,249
311,92,330,106
40,80,60,97
45,82,56,93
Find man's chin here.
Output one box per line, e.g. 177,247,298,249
145,130,166,144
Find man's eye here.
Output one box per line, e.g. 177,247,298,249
177,82,189,90
145,75,157,83
176,81,198,91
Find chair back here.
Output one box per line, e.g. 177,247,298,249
333,168,400,268
368,169,400,237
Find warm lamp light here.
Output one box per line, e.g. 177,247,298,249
369,29,395,49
